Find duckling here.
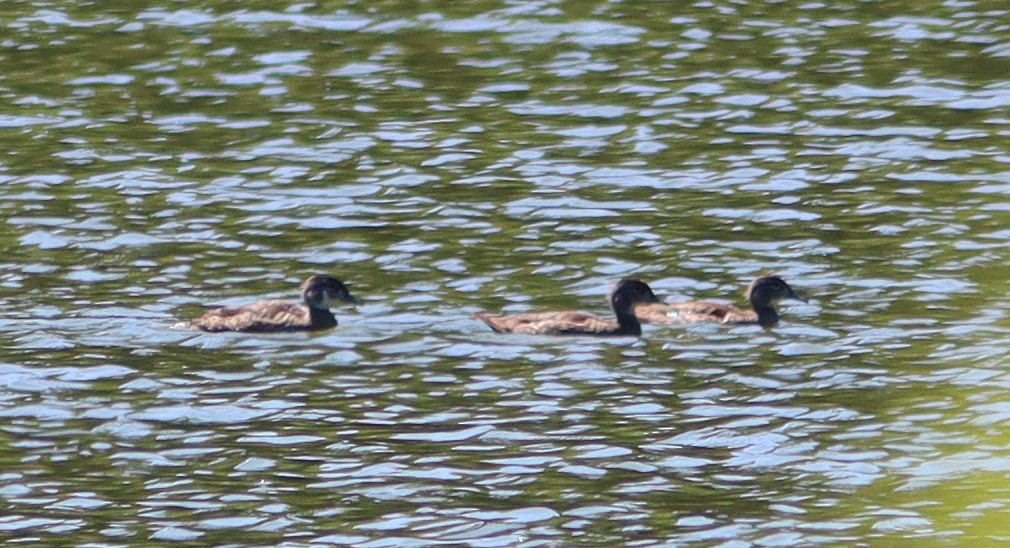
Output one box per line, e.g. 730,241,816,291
187,274,358,332
634,276,805,327
473,278,661,336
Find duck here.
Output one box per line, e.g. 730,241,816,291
634,276,805,327
187,274,358,332
473,278,661,336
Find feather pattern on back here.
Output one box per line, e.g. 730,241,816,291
473,310,622,336
635,301,756,325
191,301,334,332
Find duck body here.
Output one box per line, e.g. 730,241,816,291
474,310,633,336
635,301,762,325
188,274,356,333
635,276,804,327
473,278,660,337
190,300,337,332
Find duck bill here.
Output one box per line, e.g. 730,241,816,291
788,289,808,303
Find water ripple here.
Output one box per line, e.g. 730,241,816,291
0,0,1006,545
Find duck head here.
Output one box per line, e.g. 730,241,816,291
301,275,359,308
611,278,662,311
746,276,806,308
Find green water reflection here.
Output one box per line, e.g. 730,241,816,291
0,0,1009,545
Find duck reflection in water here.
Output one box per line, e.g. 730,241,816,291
186,274,358,332
634,276,806,327
474,278,661,336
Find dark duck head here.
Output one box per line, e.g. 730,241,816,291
301,275,358,309
609,278,663,336
746,276,806,325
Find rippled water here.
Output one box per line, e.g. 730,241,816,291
2,0,1010,545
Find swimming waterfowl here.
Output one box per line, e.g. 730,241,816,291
634,276,805,327
188,274,358,332
473,278,661,336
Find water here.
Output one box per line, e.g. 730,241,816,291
1,0,1009,545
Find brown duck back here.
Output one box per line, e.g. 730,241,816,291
635,301,758,325
191,300,336,332
473,310,624,336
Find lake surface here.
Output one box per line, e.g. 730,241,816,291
1,0,1009,545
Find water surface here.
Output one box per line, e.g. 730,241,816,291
1,0,1010,545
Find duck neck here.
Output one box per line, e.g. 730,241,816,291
753,304,778,326
307,302,337,328
614,308,642,336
